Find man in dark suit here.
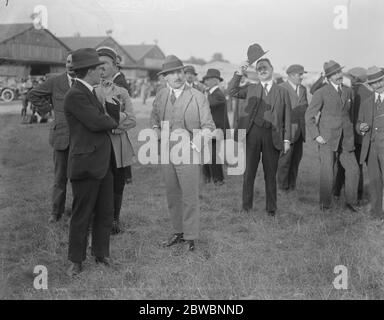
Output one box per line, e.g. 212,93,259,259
228,58,291,217
278,64,309,191
305,60,359,211
184,65,205,92
27,53,76,223
333,68,372,202
202,68,230,185
356,66,384,223
64,48,119,276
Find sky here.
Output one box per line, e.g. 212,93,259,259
0,0,383,73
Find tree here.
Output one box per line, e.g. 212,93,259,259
184,56,207,66
210,52,228,63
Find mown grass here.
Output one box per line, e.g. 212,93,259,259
1,111,384,300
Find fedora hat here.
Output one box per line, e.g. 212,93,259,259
96,46,117,62
247,43,268,65
71,48,104,70
158,55,184,76
323,60,344,78
366,66,384,84
202,69,223,82
184,65,197,75
286,64,307,75
346,67,367,84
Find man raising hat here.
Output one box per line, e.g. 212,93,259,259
151,55,215,251
64,48,119,276
277,64,309,192
356,66,384,223
202,68,230,185
95,46,136,235
305,60,360,211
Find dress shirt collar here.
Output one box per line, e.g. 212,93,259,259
76,78,94,93
170,83,186,99
288,79,299,91
209,85,219,95
330,81,341,92
260,79,274,92
112,72,121,82
67,73,75,86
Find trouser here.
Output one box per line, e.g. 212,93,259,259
318,144,359,208
242,125,280,212
202,139,224,182
162,163,200,240
333,143,363,200
367,139,384,218
68,166,114,263
52,148,69,217
125,166,132,180
277,135,304,190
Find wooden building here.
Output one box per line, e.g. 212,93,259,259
60,36,139,80
0,23,70,79
122,44,165,80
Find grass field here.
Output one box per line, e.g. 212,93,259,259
1,111,384,300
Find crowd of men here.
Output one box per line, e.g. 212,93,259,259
27,43,384,276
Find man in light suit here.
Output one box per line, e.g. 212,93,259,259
151,55,215,251
228,58,291,217
356,66,384,222
278,64,309,191
64,48,119,276
28,53,76,223
305,60,360,211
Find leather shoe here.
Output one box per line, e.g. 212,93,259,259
267,210,276,217
95,257,111,267
163,233,184,247
48,214,61,223
67,262,82,277
111,220,123,235
186,240,195,251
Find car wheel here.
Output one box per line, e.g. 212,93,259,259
1,88,15,102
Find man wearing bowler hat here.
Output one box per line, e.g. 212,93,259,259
278,64,309,191
151,55,215,251
184,65,205,92
306,60,360,211
356,66,384,223
64,48,120,276
228,55,291,217
202,68,230,185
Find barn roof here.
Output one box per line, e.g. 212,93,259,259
60,36,108,50
122,44,159,61
0,23,33,43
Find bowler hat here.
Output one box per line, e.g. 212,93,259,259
158,55,184,76
286,64,307,75
366,66,384,84
323,60,344,78
184,65,197,75
71,48,104,70
97,46,117,62
202,69,223,82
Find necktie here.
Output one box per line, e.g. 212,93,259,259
92,88,97,99
337,85,342,97
170,90,176,105
264,83,269,96
376,94,382,106
70,78,75,87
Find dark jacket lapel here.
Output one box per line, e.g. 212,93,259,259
74,81,104,113
269,83,279,113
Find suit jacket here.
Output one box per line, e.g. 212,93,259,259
310,75,327,95
352,83,374,146
208,87,230,135
64,81,118,180
227,73,291,150
355,88,377,164
305,83,355,152
113,72,131,94
95,83,136,168
151,85,215,134
27,72,71,150
280,81,308,142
